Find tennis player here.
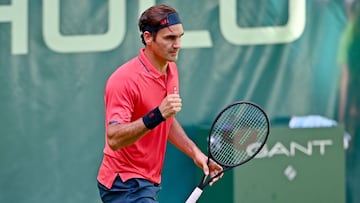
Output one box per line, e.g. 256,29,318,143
97,4,223,203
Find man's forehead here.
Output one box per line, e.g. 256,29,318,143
159,24,184,36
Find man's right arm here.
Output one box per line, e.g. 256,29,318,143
107,118,150,151
107,94,182,151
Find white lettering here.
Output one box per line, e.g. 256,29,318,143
219,0,306,45
290,142,312,156
1,1,308,54
256,139,334,158
268,142,290,157
255,145,271,158
182,31,212,48
138,0,155,17
43,0,125,53
0,0,28,54
246,142,262,157
312,139,333,155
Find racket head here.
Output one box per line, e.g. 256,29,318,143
207,101,270,168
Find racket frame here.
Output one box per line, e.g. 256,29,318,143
200,101,270,189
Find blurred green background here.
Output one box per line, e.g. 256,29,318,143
1,0,359,202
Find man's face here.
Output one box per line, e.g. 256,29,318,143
148,24,184,62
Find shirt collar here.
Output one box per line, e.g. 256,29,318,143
138,48,174,78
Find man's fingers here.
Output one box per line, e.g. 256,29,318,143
208,171,223,186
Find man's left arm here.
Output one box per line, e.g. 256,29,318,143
168,118,223,185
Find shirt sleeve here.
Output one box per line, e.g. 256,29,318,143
104,72,136,124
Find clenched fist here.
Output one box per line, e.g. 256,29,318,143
159,94,182,119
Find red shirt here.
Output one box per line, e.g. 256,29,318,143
97,48,179,189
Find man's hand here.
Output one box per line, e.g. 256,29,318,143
159,94,182,119
194,152,223,186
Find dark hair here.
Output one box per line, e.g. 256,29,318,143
138,4,178,45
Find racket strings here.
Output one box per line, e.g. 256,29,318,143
209,103,268,166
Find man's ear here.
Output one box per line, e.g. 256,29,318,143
143,31,153,45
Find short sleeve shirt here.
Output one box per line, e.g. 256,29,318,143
97,48,179,188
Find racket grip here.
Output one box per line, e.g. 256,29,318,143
185,187,203,203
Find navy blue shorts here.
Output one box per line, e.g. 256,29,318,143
97,175,161,203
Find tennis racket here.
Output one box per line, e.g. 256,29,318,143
185,101,270,203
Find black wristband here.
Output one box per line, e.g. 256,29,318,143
142,107,165,129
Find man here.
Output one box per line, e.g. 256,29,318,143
97,4,223,202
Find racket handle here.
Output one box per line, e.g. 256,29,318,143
185,187,203,203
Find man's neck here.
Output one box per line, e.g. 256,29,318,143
143,48,168,74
